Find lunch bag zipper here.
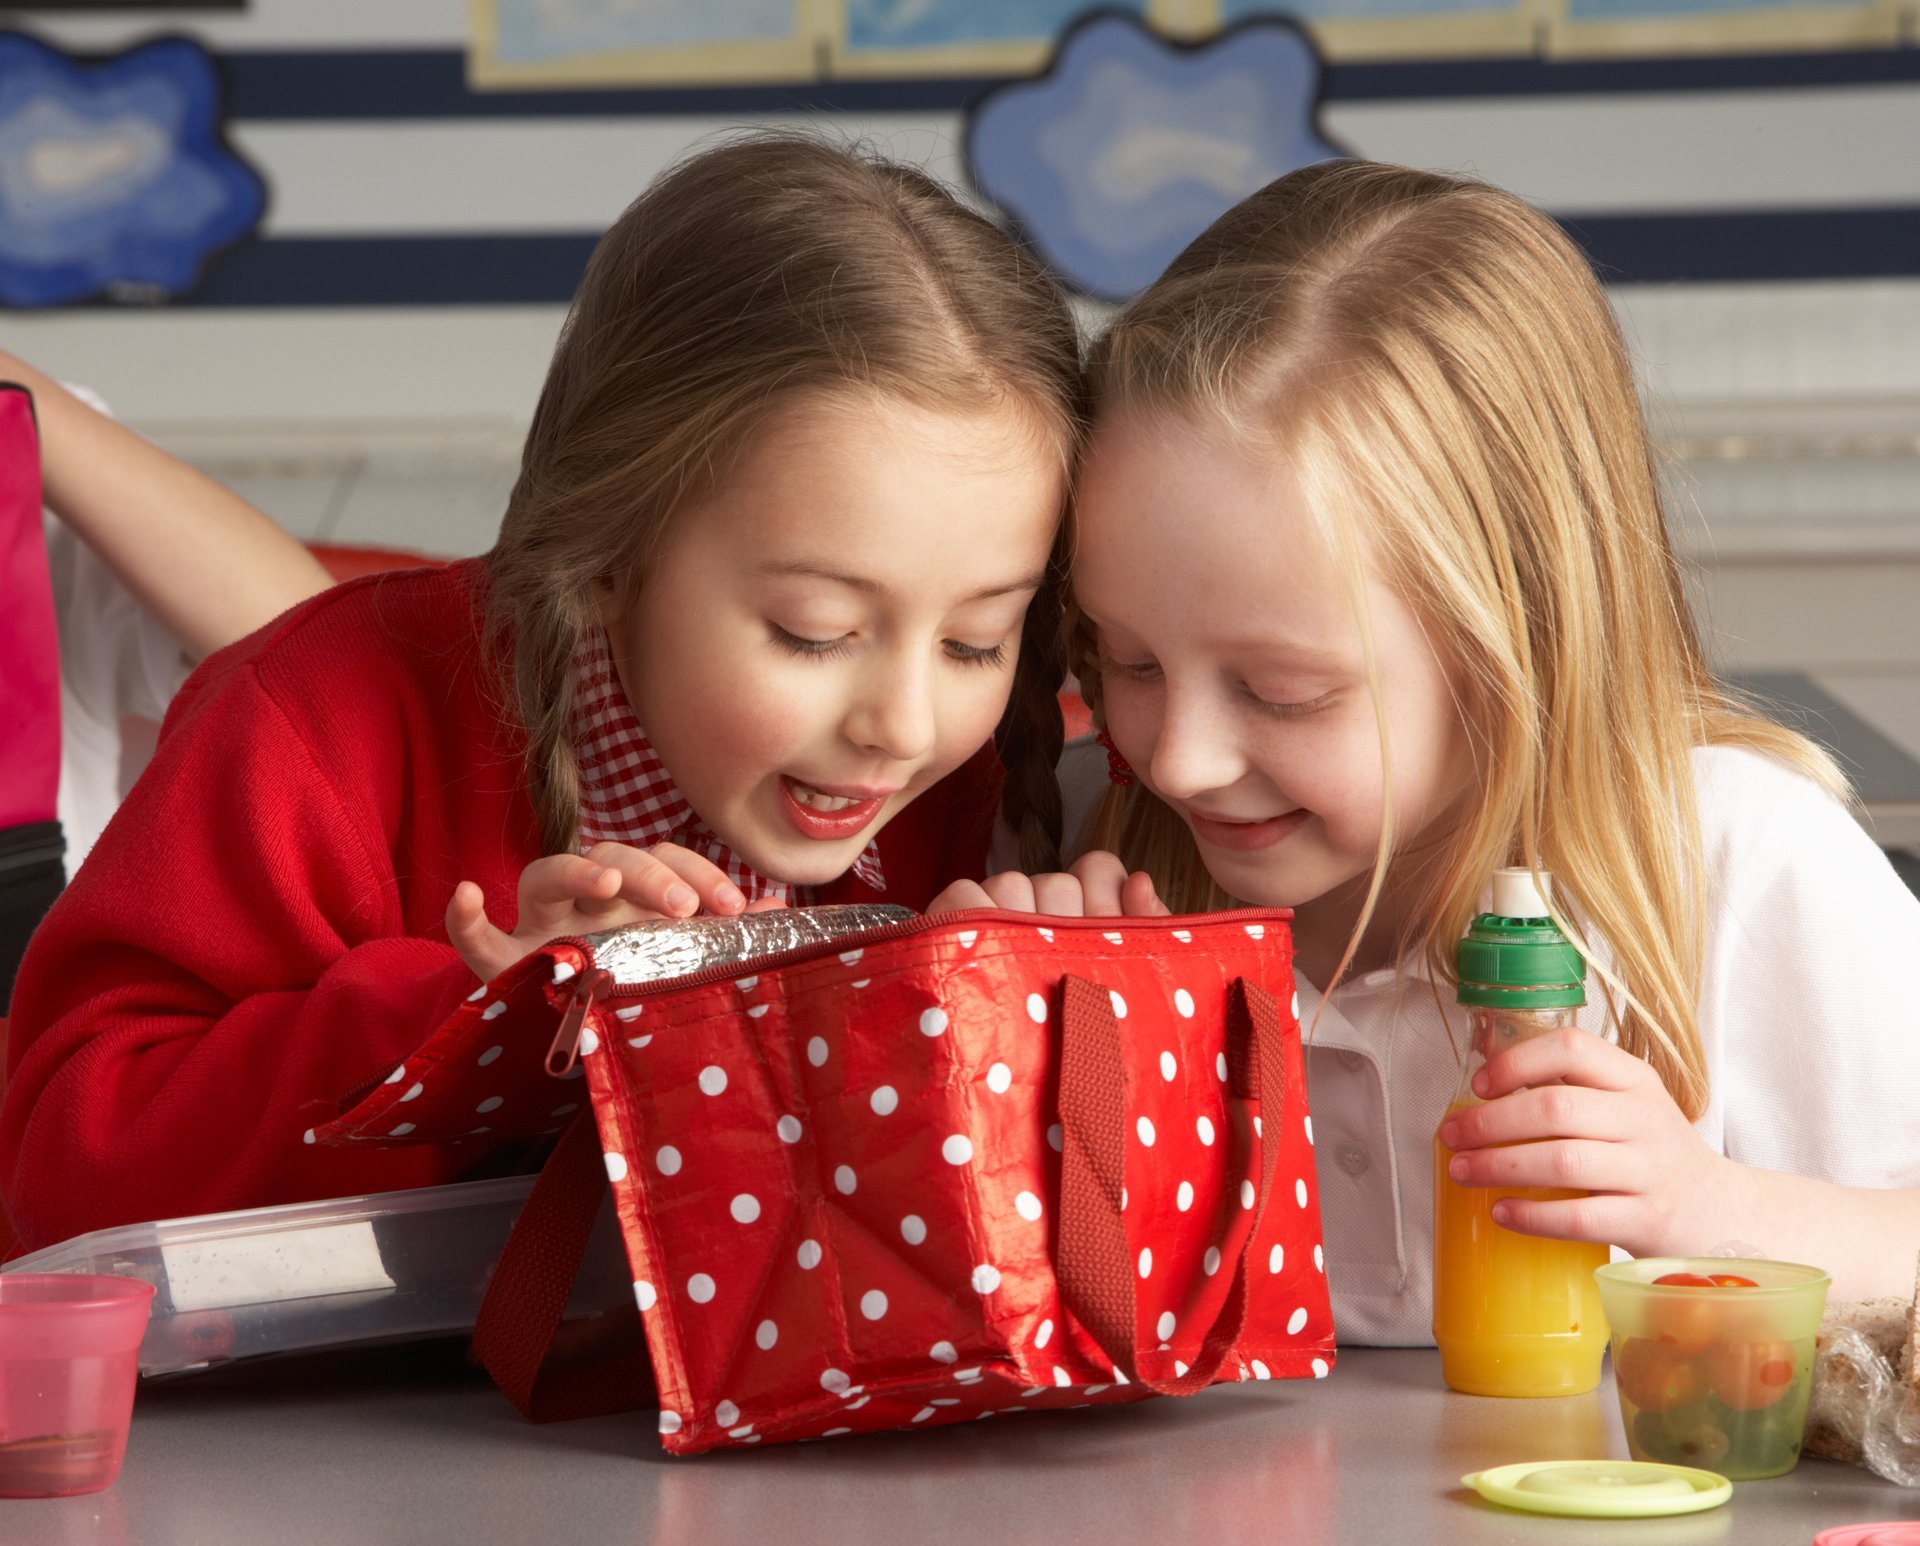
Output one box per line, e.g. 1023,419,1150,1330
542,906,1291,1077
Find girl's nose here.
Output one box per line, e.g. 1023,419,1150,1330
1146,687,1245,803
844,656,937,764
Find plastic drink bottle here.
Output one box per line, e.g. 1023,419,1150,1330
1433,867,1610,1397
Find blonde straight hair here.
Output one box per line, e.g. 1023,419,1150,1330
1073,161,1844,1119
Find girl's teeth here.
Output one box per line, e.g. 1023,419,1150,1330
792,782,857,813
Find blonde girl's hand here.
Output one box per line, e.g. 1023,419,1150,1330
1435,1028,1747,1258
446,841,784,983
927,850,1170,919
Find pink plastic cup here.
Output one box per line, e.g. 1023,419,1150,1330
0,1274,155,1497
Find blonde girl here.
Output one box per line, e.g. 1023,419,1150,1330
1057,161,1919,1326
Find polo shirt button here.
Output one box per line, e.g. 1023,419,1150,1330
1336,1143,1372,1177
1337,1050,1365,1072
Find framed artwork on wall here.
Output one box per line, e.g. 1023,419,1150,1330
1546,0,1900,56
469,0,824,87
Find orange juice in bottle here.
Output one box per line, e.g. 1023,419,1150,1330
1433,867,1609,1397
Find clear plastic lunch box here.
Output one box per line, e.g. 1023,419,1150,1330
2,1175,631,1377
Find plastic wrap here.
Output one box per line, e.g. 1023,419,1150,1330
587,904,913,988
1808,1327,1920,1486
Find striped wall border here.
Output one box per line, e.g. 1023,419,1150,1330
15,34,1920,303
204,43,1920,116
67,206,1902,308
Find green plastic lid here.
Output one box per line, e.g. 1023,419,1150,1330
1456,868,1587,1009
1461,1461,1732,1518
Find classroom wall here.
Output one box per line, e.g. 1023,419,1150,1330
6,0,1918,761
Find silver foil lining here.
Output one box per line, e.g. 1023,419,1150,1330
586,905,914,989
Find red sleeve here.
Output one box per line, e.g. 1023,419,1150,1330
1,664,477,1250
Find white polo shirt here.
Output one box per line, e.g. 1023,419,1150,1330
1064,740,1920,1345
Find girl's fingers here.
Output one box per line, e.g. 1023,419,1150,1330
516,854,621,931
645,843,749,914
1030,872,1089,917
744,896,789,913
1476,1027,1648,1100
1445,1137,1646,1198
1121,869,1168,917
445,880,518,981
1482,1191,1641,1246
980,872,1038,913
1440,1083,1637,1152
1068,850,1130,916
584,842,731,919
926,880,995,915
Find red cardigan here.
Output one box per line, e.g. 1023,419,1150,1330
1,561,1000,1251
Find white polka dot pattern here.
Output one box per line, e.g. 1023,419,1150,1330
325,911,1330,1453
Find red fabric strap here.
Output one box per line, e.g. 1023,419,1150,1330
1056,974,1287,1394
470,1111,655,1422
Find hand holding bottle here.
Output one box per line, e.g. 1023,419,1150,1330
1438,1026,1747,1260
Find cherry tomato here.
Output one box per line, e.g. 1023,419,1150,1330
1645,1287,1718,1349
1614,1337,1708,1413
1652,1272,1719,1288
1706,1274,1759,1289
1706,1339,1798,1411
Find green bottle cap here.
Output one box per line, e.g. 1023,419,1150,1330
1456,868,1587,1009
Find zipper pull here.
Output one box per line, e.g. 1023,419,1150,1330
547,967,613,1077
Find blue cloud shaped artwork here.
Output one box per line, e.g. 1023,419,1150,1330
0,32,266,308
966,12,1347,303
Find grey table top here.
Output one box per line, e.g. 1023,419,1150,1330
7,1343,1914,1546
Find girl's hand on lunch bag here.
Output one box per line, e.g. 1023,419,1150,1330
927,850,1169,919
446,841,786,983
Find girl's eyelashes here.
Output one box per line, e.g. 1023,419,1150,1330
1244,684,1338,719
770,623,1008,669
945,639,1008,669
1100,653,1162,683
769,623,854,660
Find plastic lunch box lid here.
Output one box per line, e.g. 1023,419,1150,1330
1461,1461,1733,1518
1814,1528,1920,1546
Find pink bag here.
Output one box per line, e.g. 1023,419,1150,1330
321,907,1336,1454
0,381,65,1006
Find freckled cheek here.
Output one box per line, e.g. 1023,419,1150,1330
1258,725,1385,835
1097,680,1159,769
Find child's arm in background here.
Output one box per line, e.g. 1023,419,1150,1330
0,349,333,660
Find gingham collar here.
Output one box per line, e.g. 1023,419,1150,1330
570,627,885,904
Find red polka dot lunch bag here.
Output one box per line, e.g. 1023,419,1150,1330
318,905,1336,1455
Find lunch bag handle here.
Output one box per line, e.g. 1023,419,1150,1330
1054,974,1287,1394
472,1111,655,1422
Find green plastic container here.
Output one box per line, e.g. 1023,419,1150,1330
1594,1256,1830,1480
